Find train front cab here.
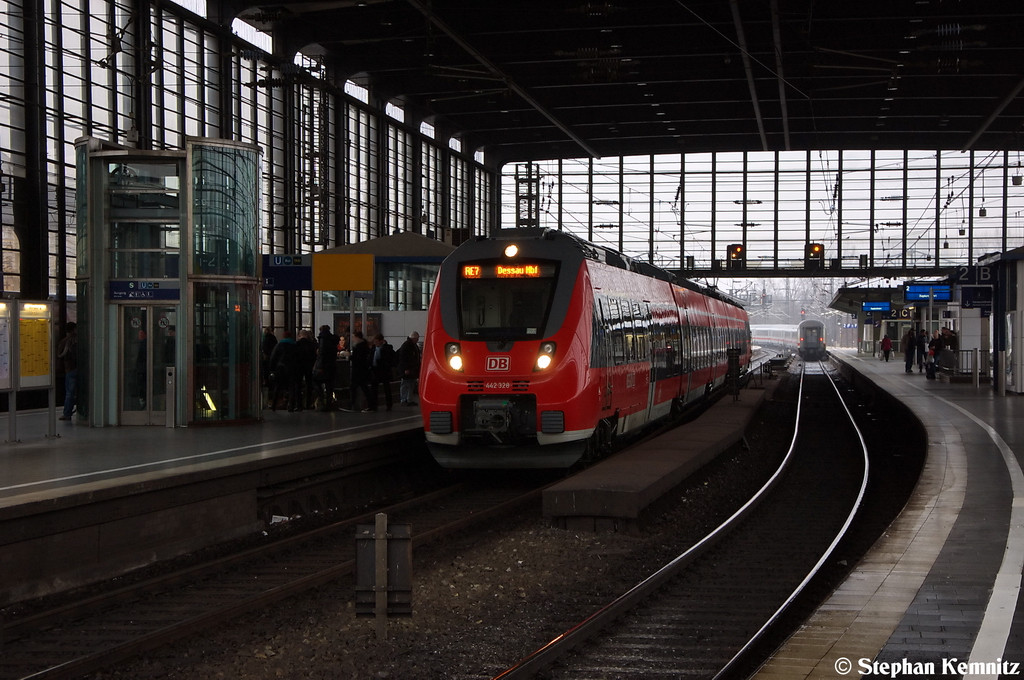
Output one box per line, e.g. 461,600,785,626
419,237,599,468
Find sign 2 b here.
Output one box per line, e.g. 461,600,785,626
953,265,993,286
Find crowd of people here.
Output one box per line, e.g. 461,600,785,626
261,326,421,413
882,327,958,375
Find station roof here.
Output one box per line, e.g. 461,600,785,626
243,1,1024,164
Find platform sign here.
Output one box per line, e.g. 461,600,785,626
262,254,313,290
961,285,993,312
904,284,951,302
16,301,53,389
952,265,994,286
109,281,181,300
862,301,890,312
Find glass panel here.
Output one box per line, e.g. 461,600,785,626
107,162,181,191
192,144,260,277
193,281,260,421
110,251,181,279
122,306,148,412
151,306,177,413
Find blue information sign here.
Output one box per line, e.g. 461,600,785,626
861,301,890,312
109,281,181,300
262,254,313,290
905,284,951,302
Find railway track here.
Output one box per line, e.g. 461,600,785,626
0,476,552,680
493,359,872,679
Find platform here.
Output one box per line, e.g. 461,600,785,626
756,349,1024,678
0,404,424,606
543,381,774,533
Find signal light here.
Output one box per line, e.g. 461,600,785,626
727,243,745,271
804,242,824,270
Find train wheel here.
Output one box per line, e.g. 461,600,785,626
581,418,614,466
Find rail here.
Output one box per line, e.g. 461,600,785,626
492,360,872,680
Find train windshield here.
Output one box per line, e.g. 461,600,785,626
458,260,558,339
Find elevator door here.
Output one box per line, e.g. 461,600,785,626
120,305,177,425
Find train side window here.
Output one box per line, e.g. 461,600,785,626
591,297,605,368
621,299,634,363
609,299,625,365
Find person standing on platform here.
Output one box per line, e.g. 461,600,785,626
315,324,339,411
880,334,892,362
349,331,375,412
916,329,928,372
398,331,421,406
296,329,317,409
268,331,301,411
928,330,943,365
370,333,396,412
902,329,916,373
261,327,278,398
57,322,78,421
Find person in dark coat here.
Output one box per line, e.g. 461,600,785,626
397,331,421,406
880,334,892,362
315,325,339,411
58,322,78,420
902,330,916,373
261,327,278,390
348,331,375,412
296,329,318,409
370,333,396,412
268,331,302,411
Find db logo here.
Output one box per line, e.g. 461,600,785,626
485,356,511,372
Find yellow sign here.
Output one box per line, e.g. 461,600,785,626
312,253,374,291
19,318,51,377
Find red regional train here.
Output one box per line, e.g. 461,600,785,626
419,229,752,469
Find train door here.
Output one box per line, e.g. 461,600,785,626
119,304,177,425
678,305,693,403
601,298,614,411
643,303,658,422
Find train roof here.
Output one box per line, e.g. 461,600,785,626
475,229,745,309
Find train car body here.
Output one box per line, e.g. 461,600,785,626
798,319,827,360
419,228,751,469
750,325,799,354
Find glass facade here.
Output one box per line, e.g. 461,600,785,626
504,151,1024,273
0,0,494,339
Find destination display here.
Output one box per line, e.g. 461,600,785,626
904,284,951,302
461,263,556,279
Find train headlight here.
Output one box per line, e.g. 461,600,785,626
534,341,557,371
445,342,463,372
504,244,519,258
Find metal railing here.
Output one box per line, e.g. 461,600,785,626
944,348,989,378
